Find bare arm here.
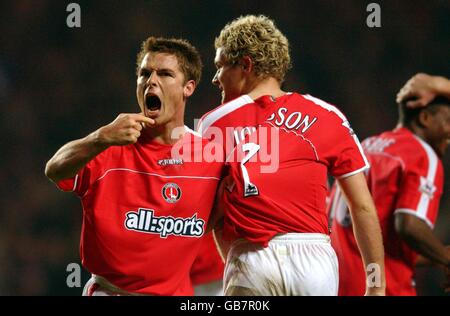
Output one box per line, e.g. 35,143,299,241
395,213,450,268
207,175,235,262
206,177,227,234
396,73,450,108
45,113,154,183
337,172,386,296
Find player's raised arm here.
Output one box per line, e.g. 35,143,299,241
337,172,386,296
396,73,450,108
45,113,154,183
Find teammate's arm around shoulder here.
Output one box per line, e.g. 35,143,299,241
45,113,154,183
337,172,386,296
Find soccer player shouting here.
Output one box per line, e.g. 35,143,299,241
45,37,223,295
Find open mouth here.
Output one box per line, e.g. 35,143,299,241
145,94,162,112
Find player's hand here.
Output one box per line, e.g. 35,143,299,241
96,113,155,146
396,73,443,108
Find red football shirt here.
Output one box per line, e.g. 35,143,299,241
190,94,276,285
222,93,369,246
56,128,223,295
329,127,444,296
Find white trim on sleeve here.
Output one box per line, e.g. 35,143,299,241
337,165,370,179
302,94,370,176
394,208,434,229
412,135,438,221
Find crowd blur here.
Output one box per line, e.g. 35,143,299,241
0,0,448,295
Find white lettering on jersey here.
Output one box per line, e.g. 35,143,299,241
363,137,395,153
124,208,205,238
233,126,257,145
267,107,318,133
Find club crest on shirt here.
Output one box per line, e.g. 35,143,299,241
419,176,436,198
162,183,182,203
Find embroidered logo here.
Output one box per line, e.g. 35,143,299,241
419,176,436,198
162,183,182,203
157,158,184,166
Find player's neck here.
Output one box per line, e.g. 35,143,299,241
142,120,186,145
406,123,429,145
247,77,286,101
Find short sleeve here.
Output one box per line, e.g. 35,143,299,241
55,151,108,197
394,156,443,228
324,119,369,179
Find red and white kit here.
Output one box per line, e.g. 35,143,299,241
192,94,282,292
57,128,223,295
329,127,444,296
201,92,368,295
223,93,369,245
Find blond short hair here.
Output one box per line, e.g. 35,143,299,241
215,15,291,83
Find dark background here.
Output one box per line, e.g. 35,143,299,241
0,0,448,295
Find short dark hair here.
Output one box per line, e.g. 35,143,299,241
136,37,202,84
398,96,450,126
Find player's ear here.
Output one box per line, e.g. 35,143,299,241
183,80,196,98
417,110,433,128
240,56,253,73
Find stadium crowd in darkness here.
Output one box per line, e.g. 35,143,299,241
0,1,448,295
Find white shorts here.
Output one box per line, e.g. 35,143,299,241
194,279,224,296
223,233,339,296
82,274,145,296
